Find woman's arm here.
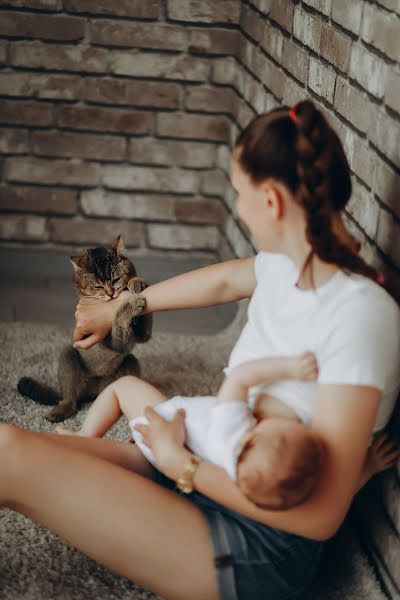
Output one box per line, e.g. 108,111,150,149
74,256,257,349
162,383,381,542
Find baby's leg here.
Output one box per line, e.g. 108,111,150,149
56,376,167,438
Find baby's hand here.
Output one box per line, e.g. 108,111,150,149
290,351,319,381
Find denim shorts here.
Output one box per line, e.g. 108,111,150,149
152,466,324,600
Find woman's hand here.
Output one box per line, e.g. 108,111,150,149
73,292,130,349
134,406,190,480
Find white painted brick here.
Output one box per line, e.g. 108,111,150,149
225,215,254,258
308,57,336,104
349,44,388,100
347,180,379,239
81,189,177,220
302,0,331,16
376,208,400,268
332,0,363,34
361,3,400,62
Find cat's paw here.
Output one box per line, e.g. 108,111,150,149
46,404,77,423
127,277,149,294
130,295,146,316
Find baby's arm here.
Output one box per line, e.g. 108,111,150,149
217,352,318,405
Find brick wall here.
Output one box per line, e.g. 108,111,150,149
0,1,399,296
222,0,400,299
0,0,240,259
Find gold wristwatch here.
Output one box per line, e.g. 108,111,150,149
176,454,201,494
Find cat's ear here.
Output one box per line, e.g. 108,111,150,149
70,256,81,272
112,235,125,256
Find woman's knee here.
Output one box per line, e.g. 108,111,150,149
0,423,27,506
0,422,23,451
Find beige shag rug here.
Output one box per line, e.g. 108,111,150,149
0,300,389,599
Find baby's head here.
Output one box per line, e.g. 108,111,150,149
236,417,325,510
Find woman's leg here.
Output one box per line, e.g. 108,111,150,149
57,375,167,438
1,424,219,600
43,432,154,478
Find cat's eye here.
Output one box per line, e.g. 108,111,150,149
112,277,121,283
94,285,103,289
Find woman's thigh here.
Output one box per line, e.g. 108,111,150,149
2,425,219,600
43,432,154,478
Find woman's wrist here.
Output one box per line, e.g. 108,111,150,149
159,446,195,482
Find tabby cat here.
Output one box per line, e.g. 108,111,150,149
17,236,152,422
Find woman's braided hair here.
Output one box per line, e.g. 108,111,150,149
235,99,382,290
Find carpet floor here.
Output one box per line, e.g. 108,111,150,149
0,300,386,599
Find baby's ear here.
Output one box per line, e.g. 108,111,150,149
112,235,125,256
70,256,81,272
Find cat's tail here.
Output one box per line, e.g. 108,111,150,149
17,377,60,405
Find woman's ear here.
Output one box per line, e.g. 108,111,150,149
261,182,285,220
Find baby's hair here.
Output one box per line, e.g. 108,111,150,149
237,426,324,510
234,100,385,294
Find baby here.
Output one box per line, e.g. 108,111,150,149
56,351,325,510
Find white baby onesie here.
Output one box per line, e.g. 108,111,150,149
129,396,257,479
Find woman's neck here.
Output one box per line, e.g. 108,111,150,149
294,254,339,291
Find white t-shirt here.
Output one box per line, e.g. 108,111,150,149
224,250,400,435
129,396,256,479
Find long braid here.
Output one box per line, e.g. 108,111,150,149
292,101,380,288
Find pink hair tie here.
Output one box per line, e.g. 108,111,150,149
376,272,386,286
289,105,297,123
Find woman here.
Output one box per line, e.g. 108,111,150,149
2,100,400,600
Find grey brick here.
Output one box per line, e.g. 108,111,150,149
0,215,48,241
185,85,234,113
0,72,82,101
334,77,370,133
157,113,231,143
110,52,209,82
332,0,363,35
81,189,176,221
302,0,331,16
129,138,216,169
349,44,388,99
90,21,187,52
374,158,400,218
167,0,241,24
101,165,200,194
0,129,28,154
49,217,146,246
5,157,100,187
385,70,400,114
148,223,219,250
293,6,322,54
368,107,399,166
281,39,309,84
361,3,400,61
320,25,351,73
376,208,400,268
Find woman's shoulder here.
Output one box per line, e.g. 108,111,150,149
333,271,400,327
